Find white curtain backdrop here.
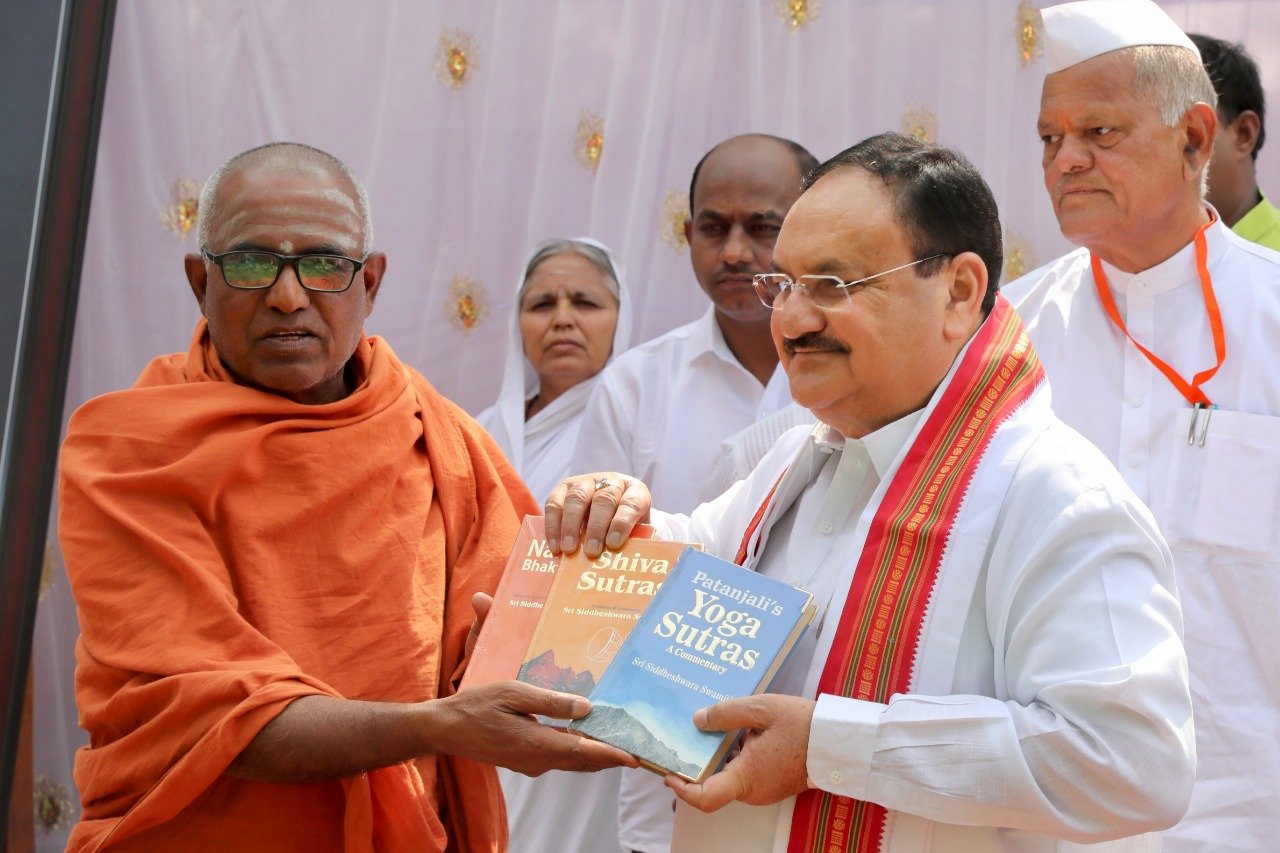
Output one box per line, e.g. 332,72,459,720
25,0,1279,846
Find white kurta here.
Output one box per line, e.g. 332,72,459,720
1003,218,1280,852
475,238,633,853
648,339,1194,850
571,305,795,851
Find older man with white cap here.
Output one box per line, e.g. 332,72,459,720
1004,2,1280,849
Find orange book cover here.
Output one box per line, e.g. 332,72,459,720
461,517,658,690
460,515,557,691
516,535,693,697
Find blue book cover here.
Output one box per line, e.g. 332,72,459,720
570,547,816,782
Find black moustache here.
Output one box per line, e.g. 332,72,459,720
783,333,849,356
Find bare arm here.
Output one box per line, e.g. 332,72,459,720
227,681,636,783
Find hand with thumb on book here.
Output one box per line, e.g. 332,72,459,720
664,694,816,812
434,680,640,776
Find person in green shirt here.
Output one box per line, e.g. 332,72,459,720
1191,33,1280,251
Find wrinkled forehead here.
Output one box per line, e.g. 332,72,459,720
1039,50,1140,117
206,163,364,254
520,252,617,301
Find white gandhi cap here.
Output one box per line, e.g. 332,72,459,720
1041,0,1199,74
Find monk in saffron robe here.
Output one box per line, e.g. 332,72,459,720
59,142,631,852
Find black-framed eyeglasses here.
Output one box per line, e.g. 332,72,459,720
202,249,366,293
753,254,947,310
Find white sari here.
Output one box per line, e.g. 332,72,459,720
475,237,634,853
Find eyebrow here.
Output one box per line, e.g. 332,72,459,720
1037,113,1119,134
695,210,785,223
808,259,857,277
770,258,856,278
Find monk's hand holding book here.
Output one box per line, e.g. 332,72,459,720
464,591,494,663
664,694,816,812
433,680,639,776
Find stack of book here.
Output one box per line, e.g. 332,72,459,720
463,515,816,783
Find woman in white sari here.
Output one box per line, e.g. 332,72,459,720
477,238,632,853
478,237,632,502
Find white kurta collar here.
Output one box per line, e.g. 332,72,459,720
1097,213,1232,298
807,409,923,482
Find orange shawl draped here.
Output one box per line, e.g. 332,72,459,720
59,321,536,851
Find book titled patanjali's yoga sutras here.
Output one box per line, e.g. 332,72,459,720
570,547,816,783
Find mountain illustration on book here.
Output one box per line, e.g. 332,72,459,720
574,703,701,780
569,548,816,781
517,649,596,695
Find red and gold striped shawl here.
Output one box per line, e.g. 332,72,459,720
732,298,1045,853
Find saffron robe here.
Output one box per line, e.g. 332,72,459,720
59,322,537,851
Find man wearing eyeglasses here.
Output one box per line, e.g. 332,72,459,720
57,142,633,851
545,132,1195,851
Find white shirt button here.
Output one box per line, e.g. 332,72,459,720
1126,395,1143,408
828,769,845,785
820,521,834,534
1127,454,1143,468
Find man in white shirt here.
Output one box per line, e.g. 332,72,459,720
1003,3,1280,849
551,131,1195,851
573,134,817,515
571,133,817,852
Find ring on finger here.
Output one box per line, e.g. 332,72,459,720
593,477,614,491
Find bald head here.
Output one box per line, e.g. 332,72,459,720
683,134,816,330
688,134,817,215
196,142,374,254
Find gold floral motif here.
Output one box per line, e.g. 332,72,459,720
778,0,819,30
159,178,200,240
435,30,477,88
1004,235,1036,281
39,539,56,601
1016,0,1044,66
34,776,74,833
659,189,690,252
901,107,938,143
445,275,489,333
575,112,605,173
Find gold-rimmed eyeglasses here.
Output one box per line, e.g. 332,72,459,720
753,254,946,309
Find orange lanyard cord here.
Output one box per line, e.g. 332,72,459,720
1090,218,1226,407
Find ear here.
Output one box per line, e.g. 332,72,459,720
942,252,987,341
359,251,387,317
683,216,693,245
184,253,209,315
1182,102,1218,183
1230,110,1263,159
